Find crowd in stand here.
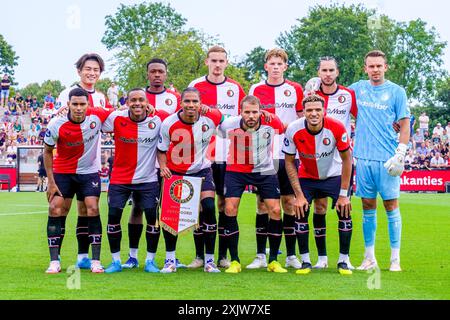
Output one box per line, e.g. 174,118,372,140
0,76,448,170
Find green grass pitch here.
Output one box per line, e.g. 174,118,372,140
0,192,448,300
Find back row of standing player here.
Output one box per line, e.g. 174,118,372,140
44,46,408,275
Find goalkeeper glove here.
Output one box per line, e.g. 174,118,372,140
304,77,321,95
384,143,407,176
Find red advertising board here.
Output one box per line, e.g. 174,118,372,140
400,170,450,192
0,167,17,190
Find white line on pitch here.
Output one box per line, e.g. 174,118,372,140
0,211,47,216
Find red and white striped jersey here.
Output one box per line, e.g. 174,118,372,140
249,80,304,159
316,85,357,136
283,116,351,180
58,84,113,110
218,114,284,173
188,76,246,162
145,87,181,114
102,109,169,185
44,108,112,174
158,109,222,174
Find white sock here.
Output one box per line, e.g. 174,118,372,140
338,254,349,263
365,246,375,260
146,252,156,262
205,254,214,263
318,255,328,263
301,253,311,264
112,252,121,263
257,253,266,260
77,253,88,262
166,251,176,261
391,248,400,262
129,248,138,259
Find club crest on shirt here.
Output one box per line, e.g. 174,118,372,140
323,138,331,146
90,122,97,129
148,121,156,130
284,90,292,97
338,95,346,103
263,131,271,140
165,99,173,106
170,179,194,204
284,137,290,147
227,89,234,97
202,124,209,132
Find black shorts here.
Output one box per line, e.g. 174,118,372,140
108,182,160,209
225,171,280,200
299,176,341,209
38,169,47,178
54,173,101,200
274,159,299,196
171,168,215,192
211,162,226,196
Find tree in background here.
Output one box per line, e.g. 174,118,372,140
20,80,65,101
0,34,19,79
237,46,266,83
275,4,447,103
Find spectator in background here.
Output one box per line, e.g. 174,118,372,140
0,129,6,153
416,142,428,156
25,95,33,110
445,121,450,136
433,123,444,137
16,132,27,145
418,112,429,136
12,118,22,134
27,123,39,140
1,74,11,108
409,113,416,138
107,83,119,108
44,92,55,104
30,97,40,112
102,134,114,146
412,128,424,149
36,151,47,192
7,98,21,116
430,152,445,168
29,135,39,145
38,126,47,144
119,92,127,107
6,140,17,165
441,130,449,145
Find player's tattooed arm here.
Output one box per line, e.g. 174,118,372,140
285,154,309,218
43,143,62,203
157,150,172,179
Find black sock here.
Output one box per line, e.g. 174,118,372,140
88,216,102,261
256,213,268,255
338,213,352,256
268,218,283,263
128,223,143,251
58,216,67,256
295,210,310,255
224,215,239,263
162,228,178,252
144,208,160,254
218,211,227,260
193,227,204,259
47,216,61,261
107,208,122,254
201,198,217,256
313,213,327,256
283,214,296,257
76,216,89,255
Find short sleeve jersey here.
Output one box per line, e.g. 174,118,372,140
249,80,303,159
349,80,409,162
283,116,351,180
44,108,112,174
316,85,357,136
102,109,169,184
218,114,284,173
145,87,181,114
158,109,222,174
188,76,246,162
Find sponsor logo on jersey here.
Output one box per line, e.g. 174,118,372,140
217,104,235,110
45,130,51,137
341,132,348,143
327,108,346,115
90,122,97,129
338,95,346,103
202,124,209,132
284,138,290,147
170,179,194,204
227,89,234,97
284,90,292,97
323,138,331,146
148,121,156,130
276,102,295,109
165,99,173,106
299,149,334,160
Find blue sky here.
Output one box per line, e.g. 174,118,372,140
2,0,449,88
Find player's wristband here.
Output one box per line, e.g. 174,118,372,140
339,189,348,197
